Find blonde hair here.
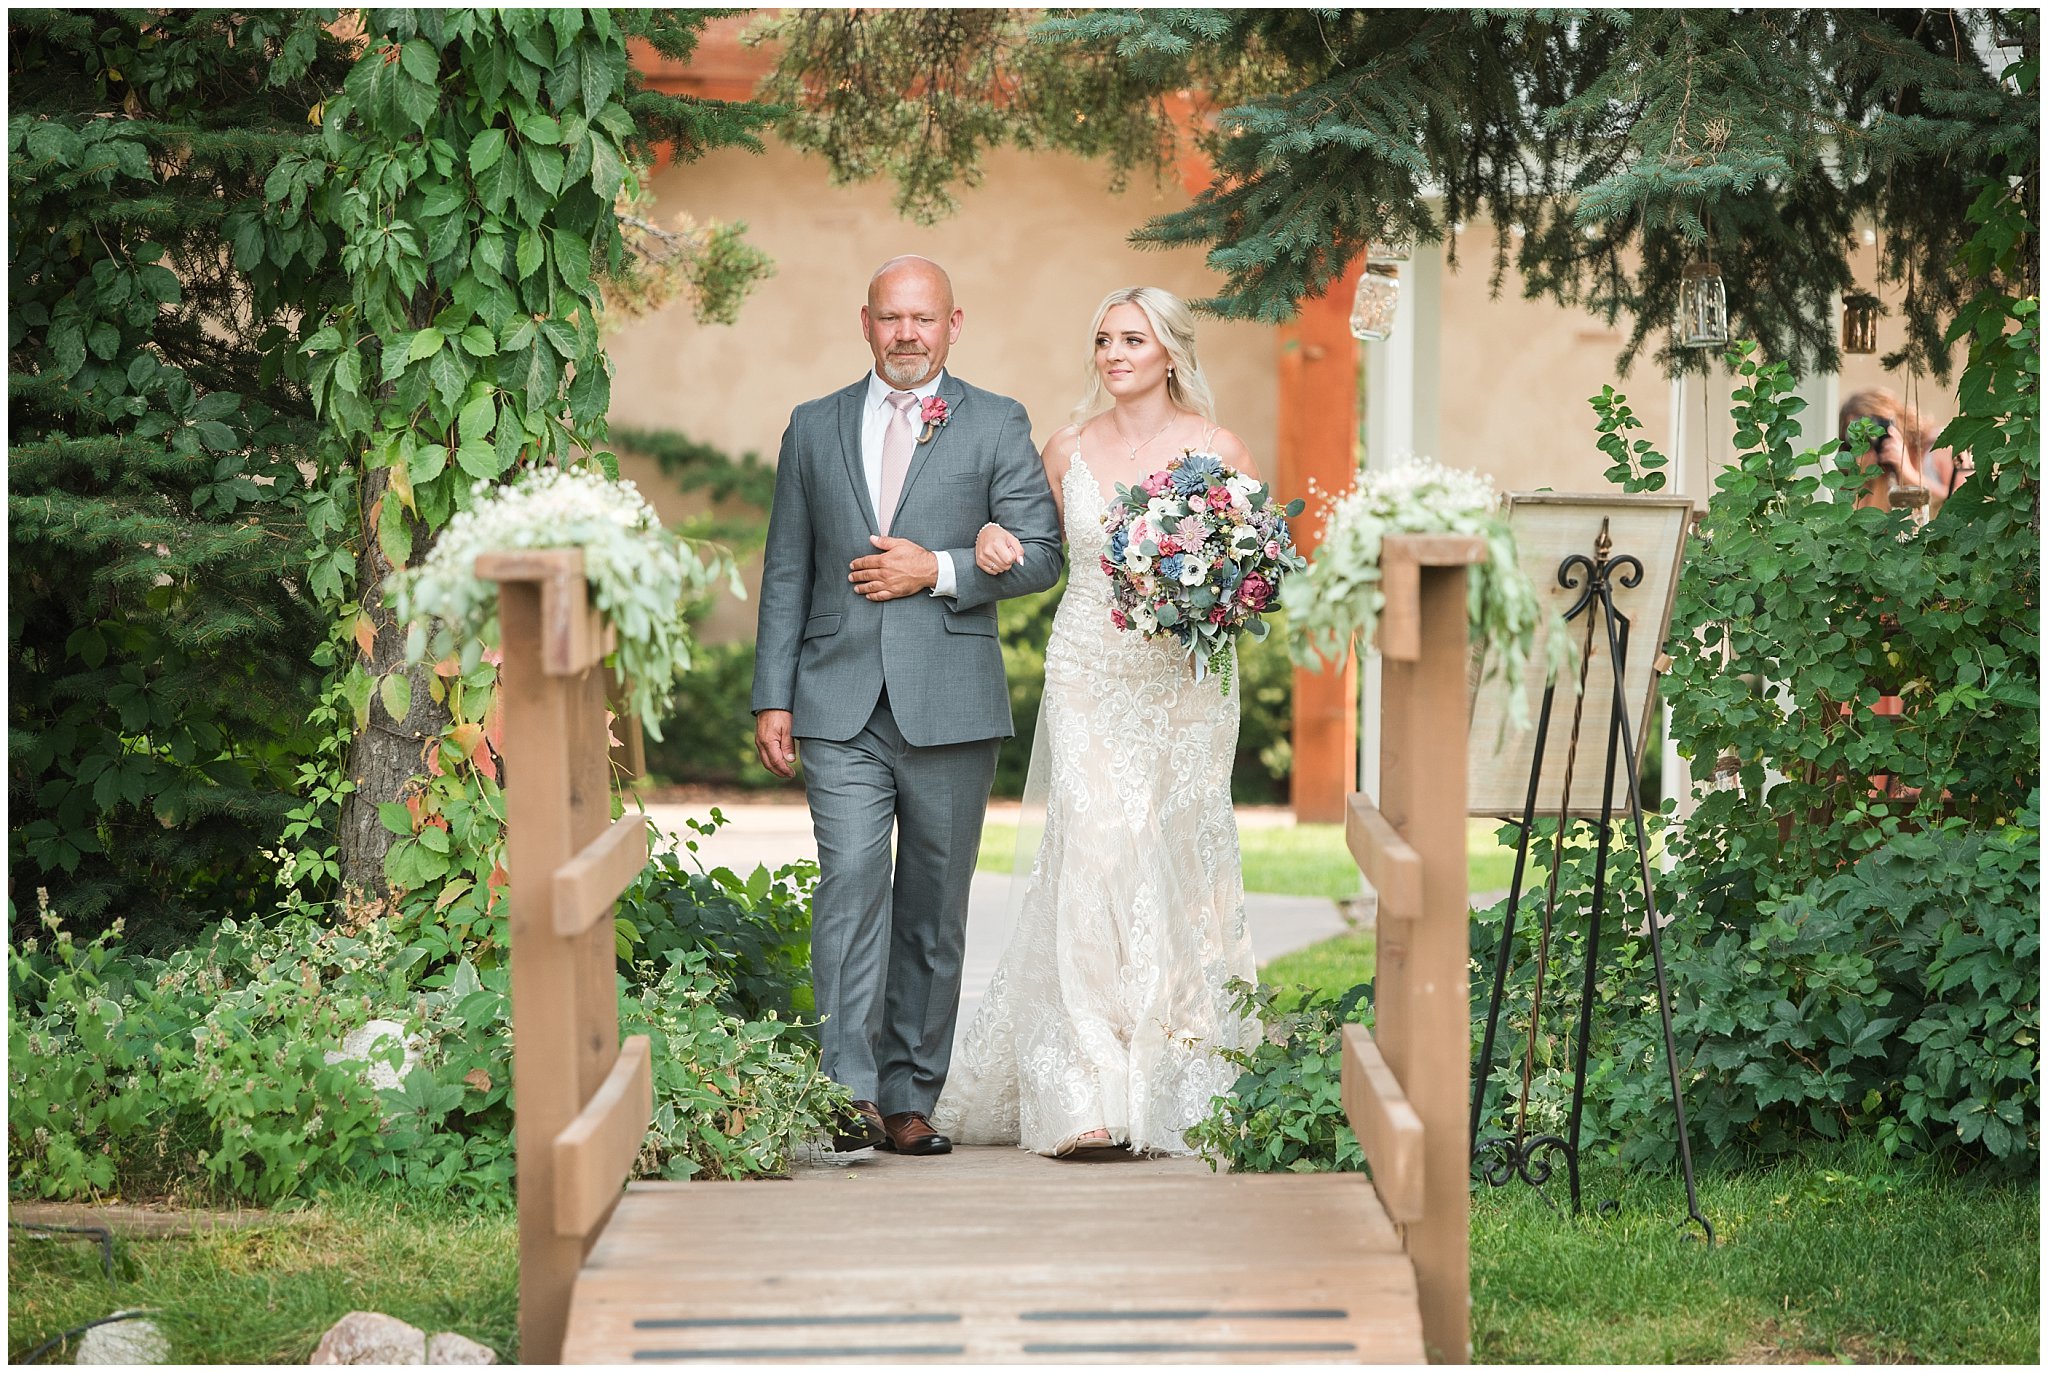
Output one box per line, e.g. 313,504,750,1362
1069,286,1217,428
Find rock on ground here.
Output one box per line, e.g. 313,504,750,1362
309,1312,498,1364
324,1019,420,1090
76,1313,169,1364
426,1331,499,1364
310,1311,425,1364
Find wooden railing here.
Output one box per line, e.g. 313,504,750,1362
479,549,653,1365
1340,532,1486,1364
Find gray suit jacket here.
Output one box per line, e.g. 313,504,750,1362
750,372,1064,746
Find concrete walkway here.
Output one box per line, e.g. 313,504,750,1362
640,800,1356,1038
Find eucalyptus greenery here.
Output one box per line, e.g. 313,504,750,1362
391,466,737,739
1284,458,1563,728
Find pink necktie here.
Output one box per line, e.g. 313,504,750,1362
878,390,918,534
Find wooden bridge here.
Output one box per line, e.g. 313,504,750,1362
481,534,1485,1364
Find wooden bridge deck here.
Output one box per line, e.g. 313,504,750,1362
561,1146,1424,1364
490,538,1484,1363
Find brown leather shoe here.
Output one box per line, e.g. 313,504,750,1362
880,1110,953,1156
833,1099,886,1152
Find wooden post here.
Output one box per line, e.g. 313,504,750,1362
1381,534,1478,1363
1277,262,1364,822
481,549,645,1365
1341,532,1482,1365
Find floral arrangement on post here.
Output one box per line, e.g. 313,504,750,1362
1283,458,1564,727
391,464,739,738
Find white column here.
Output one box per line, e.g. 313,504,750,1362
1356,255,1428,807
1662,373,1689,832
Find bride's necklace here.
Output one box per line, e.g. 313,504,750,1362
1111,411,1178,463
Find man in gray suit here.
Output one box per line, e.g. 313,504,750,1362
751,256,1063,1156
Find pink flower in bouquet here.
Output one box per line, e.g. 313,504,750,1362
1110,607,1129,630
1142,471,1172,496
1265,539,1281,559
1159,537,1181,556
1207,486,1233,511
1208,606,1228,624
1100,556,1115,577
1239,572,1273,610
1174,514,1210,546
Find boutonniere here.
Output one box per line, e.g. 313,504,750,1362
917,395,950,445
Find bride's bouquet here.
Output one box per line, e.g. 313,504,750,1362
1100,450,1306,693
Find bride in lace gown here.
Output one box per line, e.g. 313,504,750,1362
931,287,1261,1157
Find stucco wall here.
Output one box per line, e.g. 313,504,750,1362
606,141,1282,642
606,144,1957,646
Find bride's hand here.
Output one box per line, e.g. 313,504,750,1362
975,522,1024,574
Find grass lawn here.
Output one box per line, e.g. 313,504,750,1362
8,1188,519,1364
979,817,1521,900
1260,928,1376,992
13,1146,2032,1364
1472,1144,2039,1363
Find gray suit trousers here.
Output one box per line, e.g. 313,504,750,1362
801,697,1000,1115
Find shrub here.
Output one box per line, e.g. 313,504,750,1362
614,811,816,1020
642,641,792,791
9,851,844,1202
1468,801,2041,1173
10,913,403,1202
1184,980,1368,1174
627,952,849,1181
1605,807,2040,1167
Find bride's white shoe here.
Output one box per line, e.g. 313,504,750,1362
1047,1128,1119,1158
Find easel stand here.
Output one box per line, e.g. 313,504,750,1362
1467,520,1712,1243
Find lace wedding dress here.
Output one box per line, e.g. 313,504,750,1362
932,451,1260,1155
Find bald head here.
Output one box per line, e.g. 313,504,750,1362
862,255,963,389
868,255,955,313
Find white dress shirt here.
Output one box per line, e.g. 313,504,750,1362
861,369,958,598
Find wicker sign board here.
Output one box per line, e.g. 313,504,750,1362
1467,493,1693,819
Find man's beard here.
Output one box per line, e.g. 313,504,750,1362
881,353,929,387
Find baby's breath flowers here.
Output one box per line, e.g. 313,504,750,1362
1284,457,1567,729
391,463,740,738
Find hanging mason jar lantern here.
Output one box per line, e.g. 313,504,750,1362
1349,263,1401,342
1841,292,1880,354
1675,260,1729,349
1366,237,1413,264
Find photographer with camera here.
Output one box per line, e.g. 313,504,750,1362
1838,387,1929,523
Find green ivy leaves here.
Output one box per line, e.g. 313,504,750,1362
278,8,636,573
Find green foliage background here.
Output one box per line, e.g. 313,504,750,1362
8,12,353,949
764,8,2036,378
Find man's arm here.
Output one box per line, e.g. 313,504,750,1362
944,400,1064,610
750,419,812,716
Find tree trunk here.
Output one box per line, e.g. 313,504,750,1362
337,467,449,902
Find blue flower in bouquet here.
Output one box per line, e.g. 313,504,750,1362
1171,452,1224,495
1158,552,1186,582
1107,525,1129,564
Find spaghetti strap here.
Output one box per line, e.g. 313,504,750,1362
1201,422,1220,450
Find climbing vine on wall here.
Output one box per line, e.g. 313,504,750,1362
263,8,770,950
